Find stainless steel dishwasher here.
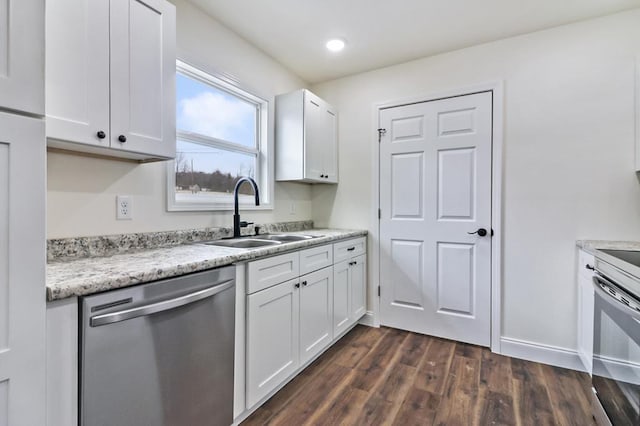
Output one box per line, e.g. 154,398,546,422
79,266,235,426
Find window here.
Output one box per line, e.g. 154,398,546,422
167,60,272,211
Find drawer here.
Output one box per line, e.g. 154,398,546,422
577,249,595,279
299,244,333,276
333,237,366,263
247,252,300,294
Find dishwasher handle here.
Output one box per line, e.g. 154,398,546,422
90,279,234,327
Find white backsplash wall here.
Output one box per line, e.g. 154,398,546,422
47,0,311,238
311,9,640,351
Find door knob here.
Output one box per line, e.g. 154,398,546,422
468,228,488,237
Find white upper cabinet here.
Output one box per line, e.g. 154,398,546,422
46,0,176,162
275,89,338,183
0,0,44,115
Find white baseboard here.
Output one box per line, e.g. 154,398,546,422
500,337,586,372
358,311,377,327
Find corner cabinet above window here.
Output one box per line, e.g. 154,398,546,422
45,0,176,162
275,89,338,183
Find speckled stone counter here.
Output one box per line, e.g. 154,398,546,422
576,240,640,255
46,228,367,301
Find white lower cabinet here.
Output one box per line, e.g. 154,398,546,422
246,278,300,408
333,261,351,337
243,237,367,415
333,254,367,337
576,249,595,374
299,267,334,365
245,269,334,408
46,298,79,426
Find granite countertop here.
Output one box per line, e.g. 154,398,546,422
47,228,367,301
576,240,640,283
576,240,640,255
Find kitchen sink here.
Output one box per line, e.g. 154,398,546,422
258,234,322,242
201,239,282,248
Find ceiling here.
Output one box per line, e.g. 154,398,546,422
189,0,640,84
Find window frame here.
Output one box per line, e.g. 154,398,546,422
167,59,274,212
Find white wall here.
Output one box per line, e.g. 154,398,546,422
311,9,640,350
47,0,310,238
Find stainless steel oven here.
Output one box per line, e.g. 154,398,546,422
592,251,640,426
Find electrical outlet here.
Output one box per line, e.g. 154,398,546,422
289,202,296,215
116,195,133,220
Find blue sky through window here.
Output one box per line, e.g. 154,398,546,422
175,72,258,179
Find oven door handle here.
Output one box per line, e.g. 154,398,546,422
592,274,640,322
90,279,234,327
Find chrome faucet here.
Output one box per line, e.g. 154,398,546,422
233,177,260,238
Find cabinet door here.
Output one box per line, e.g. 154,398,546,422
322,105,338,183
333,260,351,337
246,279,299,408
350,255,367,321
303,90,326,181
577,274,594,374
299,267,333,365
110,0,175,159
46,0,110,147
0,0,44,115
0,113,46,425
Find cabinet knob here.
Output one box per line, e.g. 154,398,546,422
294,283,300,289
320,174,325,178
118,135,127,143
96,131,106,139
302,281,307,286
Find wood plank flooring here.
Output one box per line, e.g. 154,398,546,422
242,325,595,426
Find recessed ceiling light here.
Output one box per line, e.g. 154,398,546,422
326,38,346,52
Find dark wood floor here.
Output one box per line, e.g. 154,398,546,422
242,325,595,426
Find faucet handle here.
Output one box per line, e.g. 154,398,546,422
254,225,261,236
239,221,253,228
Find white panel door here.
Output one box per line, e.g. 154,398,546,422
45,0,110,147
299,267,333,365
0,112,46,425
110,0,175,158
379,91,492,346
0,0,44,115
246,279,300,408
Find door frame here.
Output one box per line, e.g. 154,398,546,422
369,81,504,353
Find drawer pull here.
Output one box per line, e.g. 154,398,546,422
347,247,356,252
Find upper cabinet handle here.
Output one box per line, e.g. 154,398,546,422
347,247,356,251
118,135,127,143
585,264,595,271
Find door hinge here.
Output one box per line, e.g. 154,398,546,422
377,128,387,143
378,208,381,219
378,286,381,297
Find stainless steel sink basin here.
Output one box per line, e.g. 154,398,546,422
201,239,282,248
259,234,322,242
